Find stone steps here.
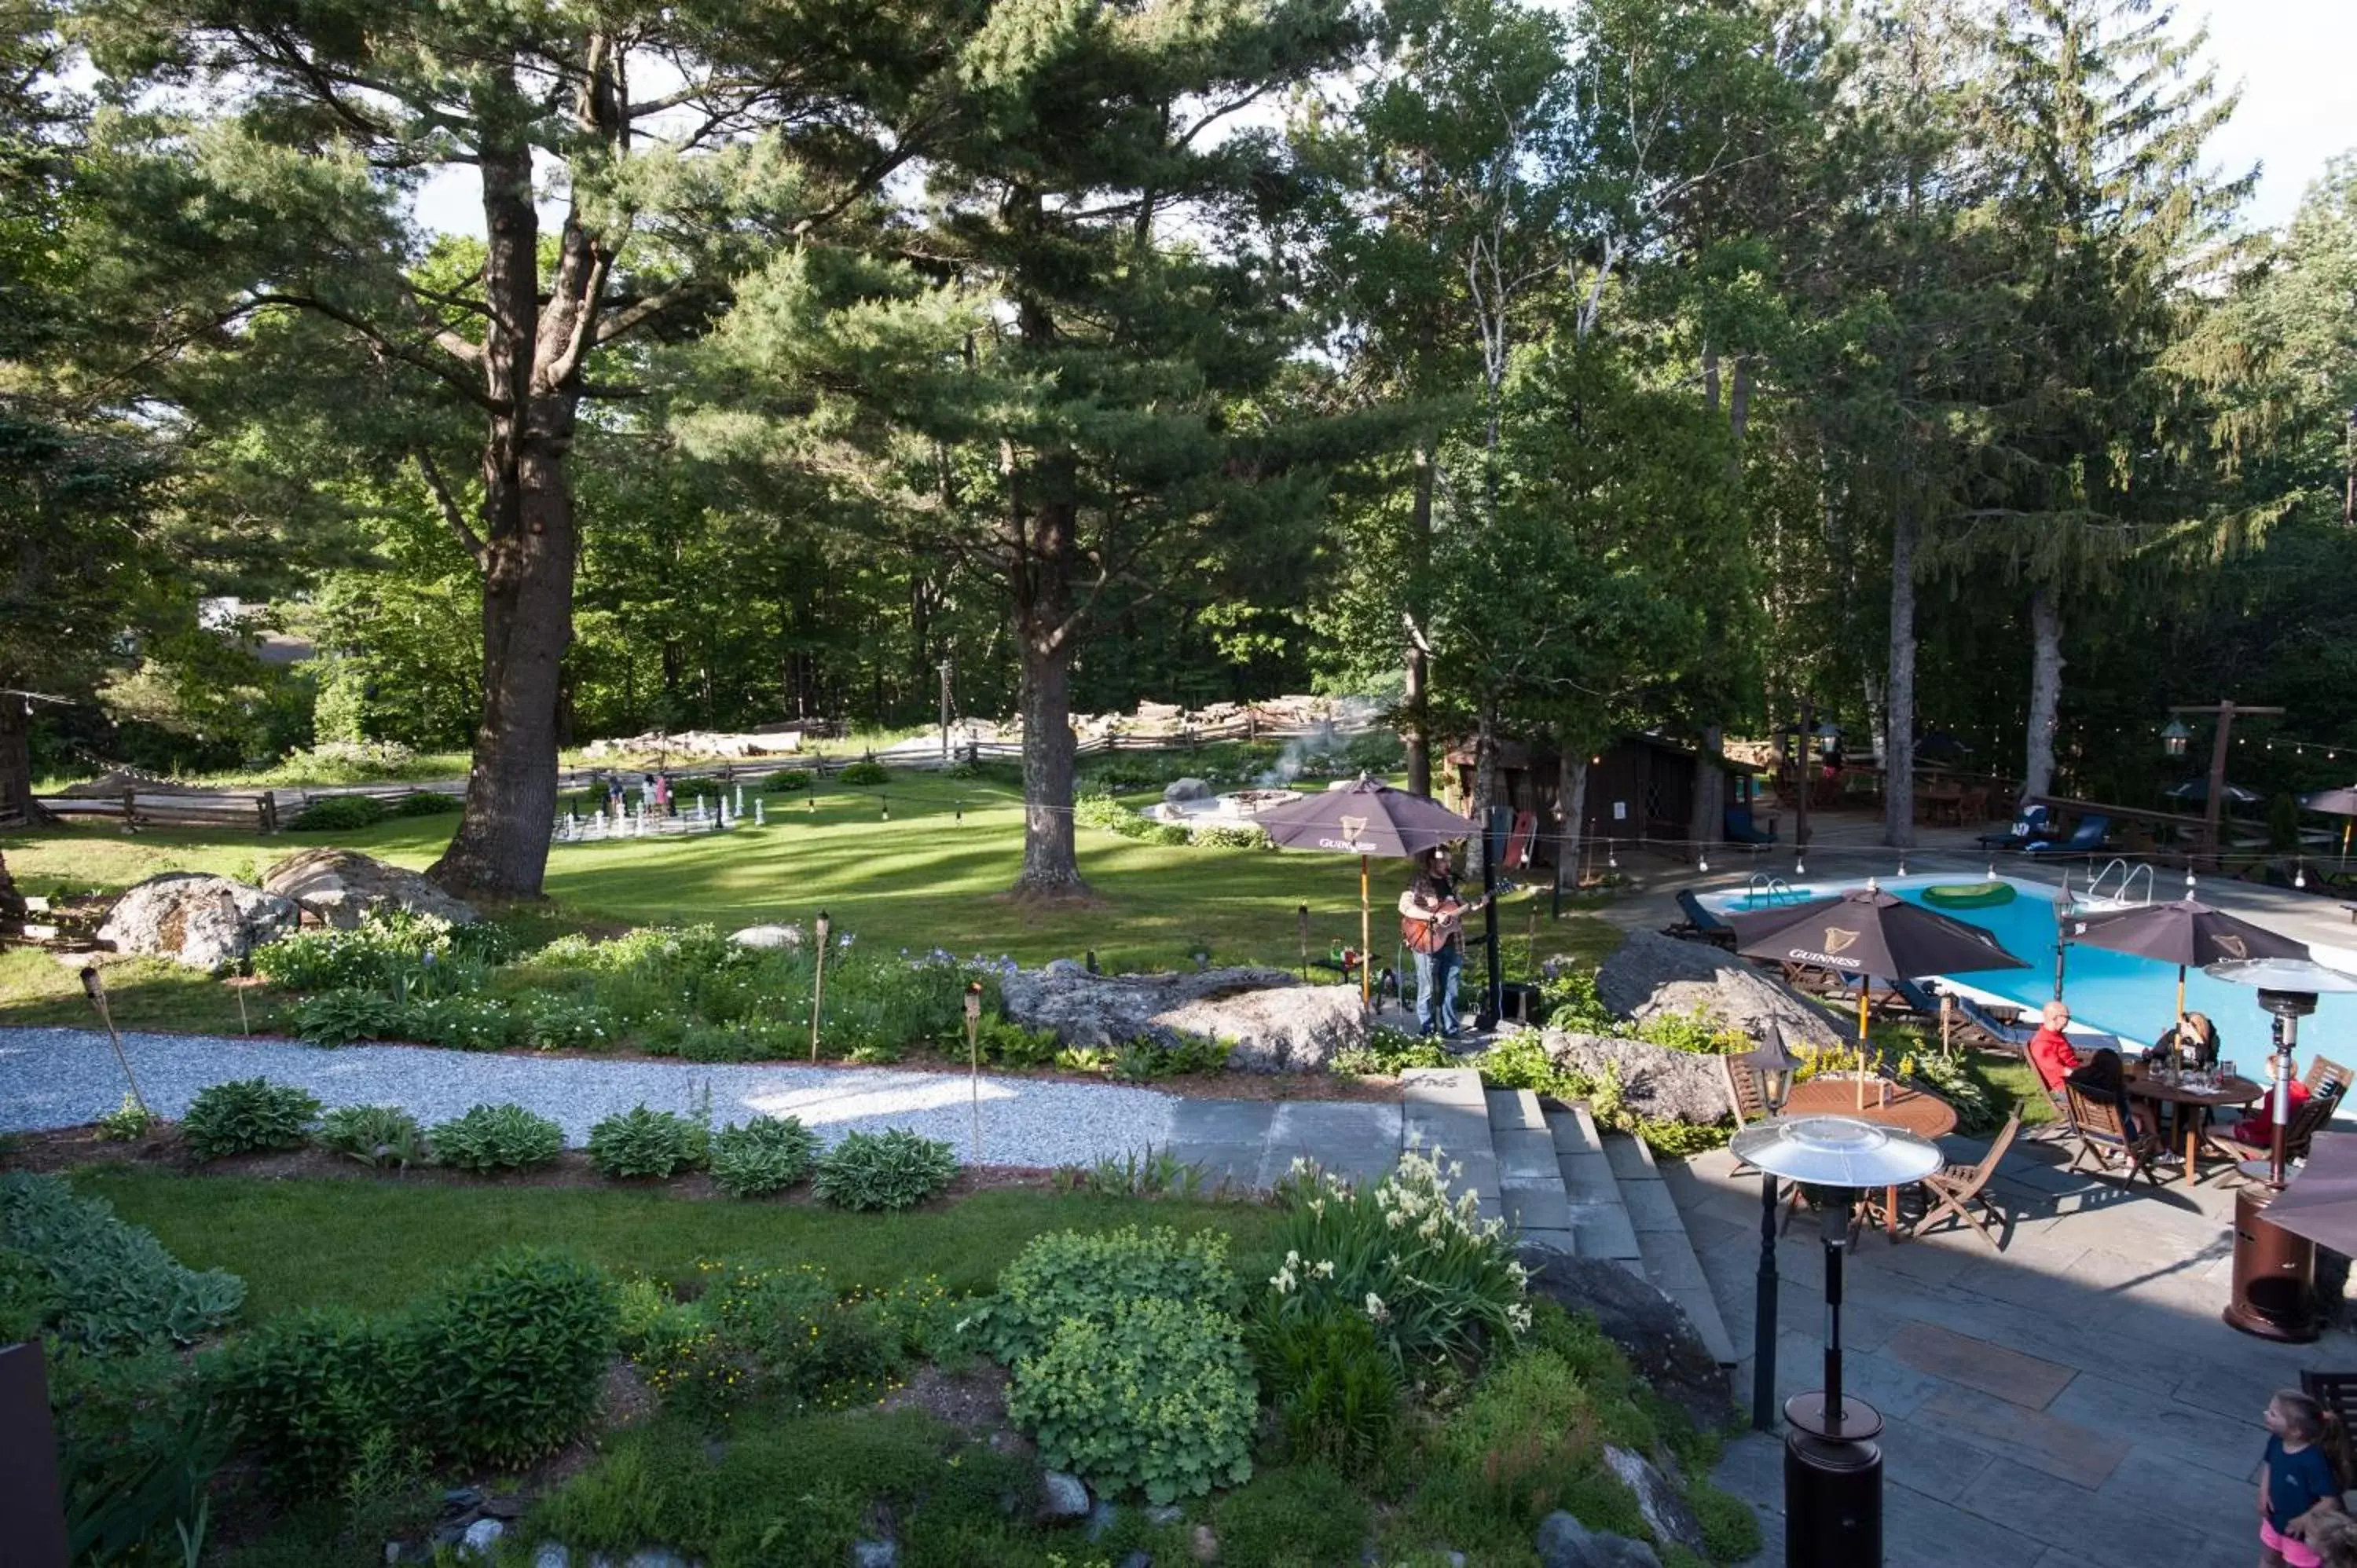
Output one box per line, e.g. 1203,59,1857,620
1490,1087,1574,1254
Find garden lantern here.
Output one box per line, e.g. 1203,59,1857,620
1740,1025,1798,1433
1729,1116,1942,1566
965,982,984,1162
809,910,831,1062
2161,718,2191,760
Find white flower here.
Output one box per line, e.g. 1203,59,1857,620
1307,1196,1325,1217
1386,1209,1407,1229
1314,1259,1336,1279
1364,1291,1390,1324
1285,1249,1301,1268
1270,1268,1296,1294
1450,1160,1464,1180
1507,1302,1533,1334
1289,1155,1311,1174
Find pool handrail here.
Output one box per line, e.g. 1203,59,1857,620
2082,858,2154,909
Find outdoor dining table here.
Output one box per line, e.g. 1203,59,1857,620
2124,1063,2264,1187
1783,1075,1959,1238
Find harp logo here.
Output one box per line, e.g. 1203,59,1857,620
1824,928,1861,954
1316,814,1377,852
1788,926,1864,969
2216,934,2249,960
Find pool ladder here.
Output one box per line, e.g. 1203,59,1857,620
1744,872,1803,907
2078,858,2154,909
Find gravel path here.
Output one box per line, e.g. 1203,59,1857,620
0,1028,1177,1167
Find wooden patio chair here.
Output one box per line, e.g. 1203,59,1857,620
2213,1081,2346,1170
2062,1081,2165,1187
1905,1112,2023,1250
2306,1057,2354,1098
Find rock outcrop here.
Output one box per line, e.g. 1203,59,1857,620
97,874,300,969
1538,1031,1737,1126
261,849,478,929
996,965,1366,1072
1517,1251,1732,1435
1596,929,1844,1051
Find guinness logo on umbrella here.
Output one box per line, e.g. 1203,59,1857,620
2217,933,2249,960
1339,815,1368,841
1824,928,1861,954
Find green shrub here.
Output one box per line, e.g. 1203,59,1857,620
251,909,456,991
316,1105,428,1170
400,992,518,1052
587,1105,708,1179
53,1345,233,1563
708,1116,817,1197
965,1225,1236,1365
427,1103,566,1172
410,1248,616,1468
1006,1294,1256,1504
812,1128,956,1211
710,1262,898,1399
207,1307,416,1495
1189,822,1271,850
761,769,813,793
1266,1149,1528,1368
1433,1348,1639,1531
1690,1480,1763,1563
390,790,462,816
1249,1302,1402,1471
1147,822,1192,845
92,1094,156,1142
286,794,387,832
517,993,619,1051
1211,1464,1371,1568
978,1017,1062,1068
1331,1027,1451,1077
837,760,890,786
181,1079,321,1161
292,987,409,1045
0,1174,244,1351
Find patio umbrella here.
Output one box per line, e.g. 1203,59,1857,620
2163,779,2264,807
2063,897,2308,1029
1726,885,2030,1105
2253,1132,2357,1256
1252,775,1477,1008
2300,785,2357,870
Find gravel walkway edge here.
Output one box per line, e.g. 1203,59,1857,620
0,1027,1177,1167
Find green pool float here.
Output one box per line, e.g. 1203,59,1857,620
1922,881,2017,910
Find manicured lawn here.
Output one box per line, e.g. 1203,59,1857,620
71,1167,1285,1318
2,773,1626,980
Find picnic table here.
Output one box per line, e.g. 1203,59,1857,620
2124,1062,2264,1187
1785,1075,1959,1238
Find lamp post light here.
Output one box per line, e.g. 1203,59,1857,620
2161,719,2191,760
1740,1027,1799,1433
1728,1116,1942,1567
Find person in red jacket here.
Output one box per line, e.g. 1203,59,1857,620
2027,1000,2084,1097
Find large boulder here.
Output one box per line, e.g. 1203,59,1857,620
1596,929,1843,1052
1163,777,1212,802
97,874,300,969
996,965,1366,1072
1603,1445,1706,1561
1517,1251,1732,1435
1540,1031,1736,1126
261,849,478,929
1534,1511,1661,1568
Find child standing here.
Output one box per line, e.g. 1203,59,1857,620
2262,1389,2346,1567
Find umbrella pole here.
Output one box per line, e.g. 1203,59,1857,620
2177,966,2187,1031
1360,855,1372,1012
2343,820,2351,874
1857,985,1870,1109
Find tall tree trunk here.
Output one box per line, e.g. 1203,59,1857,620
0,694,34,827
1556,747,1588,894
1013,528,1086,897
1883,499,1918,848
1688,725,1724,863
0,844,21,938
2024,584,2065,800
1468,702,1499,878
1403,446,1435,797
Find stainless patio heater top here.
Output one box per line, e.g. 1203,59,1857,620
2206,958,2357,1186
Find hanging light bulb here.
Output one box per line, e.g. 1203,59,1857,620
1607,846,1618,871
1795,853,1807,877
2185,868,2198,896
1867,876,1881,892
1897,853,1908,877
2297,863,2308,890
1987,863,1998,881
1698,850,1710,874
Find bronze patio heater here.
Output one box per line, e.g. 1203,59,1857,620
1728,1115,1942,1568
2209,956,2357,1343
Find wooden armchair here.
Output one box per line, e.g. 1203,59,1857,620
1907,1113,2023,1250
2214,1081,2346,1169
2306,1057,2354,1098
2062,1082,2165,1186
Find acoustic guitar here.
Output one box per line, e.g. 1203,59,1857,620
1400,895,1490,955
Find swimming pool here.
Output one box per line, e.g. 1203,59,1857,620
1706,874,2357,1056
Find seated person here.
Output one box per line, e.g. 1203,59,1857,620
2152,1011,2220,1070
2064,1048,2143,1138
2229,1057,2313,1147
2027,1001,2084,1096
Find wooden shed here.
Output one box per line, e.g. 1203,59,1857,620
1445,731,1740,859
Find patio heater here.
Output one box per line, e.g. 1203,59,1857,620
2208,958,2357,1343
1739,1028,1799,1432
1728,1116,1942,1568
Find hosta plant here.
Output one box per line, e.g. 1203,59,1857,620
427,1104,565,1173
707,1116,816,1197
586,1105,707,1180
810,1128,955,1211
317,1105,429,1171
181,1079,321,1162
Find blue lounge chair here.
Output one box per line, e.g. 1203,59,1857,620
1977,801,2053,852
1892,979,2033,1053
1724,802,1776,845
1668,889,1738,949
2023,813,2112,858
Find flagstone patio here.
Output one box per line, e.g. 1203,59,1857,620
1677,1128,2354,1567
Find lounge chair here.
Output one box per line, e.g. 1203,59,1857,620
1666,889,1738,950
2307,1057,2355,1098
2062,1080,2165,1185
1899,980,2033,1056
2023,813,2113,858
1977,802,2054,852
1724,802,1776,845
1901,1112,2023,1250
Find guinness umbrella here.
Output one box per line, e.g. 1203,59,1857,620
2064,898,2308,1028
1727,885,2030,1103
1253,775,1477,1008
2164,779,2264,807
2300,786,2357,870
2253,1132,2357,1256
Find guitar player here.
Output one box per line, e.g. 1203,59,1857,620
1397,846,1478,1039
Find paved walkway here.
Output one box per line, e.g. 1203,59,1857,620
0,1027,1178,1168
1673,1130,2355,1568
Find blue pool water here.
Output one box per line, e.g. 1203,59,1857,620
1711,875,2357,1056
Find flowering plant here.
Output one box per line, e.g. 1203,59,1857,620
1263,1143,1530,1368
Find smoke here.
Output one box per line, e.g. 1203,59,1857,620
1258,719,1346,789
